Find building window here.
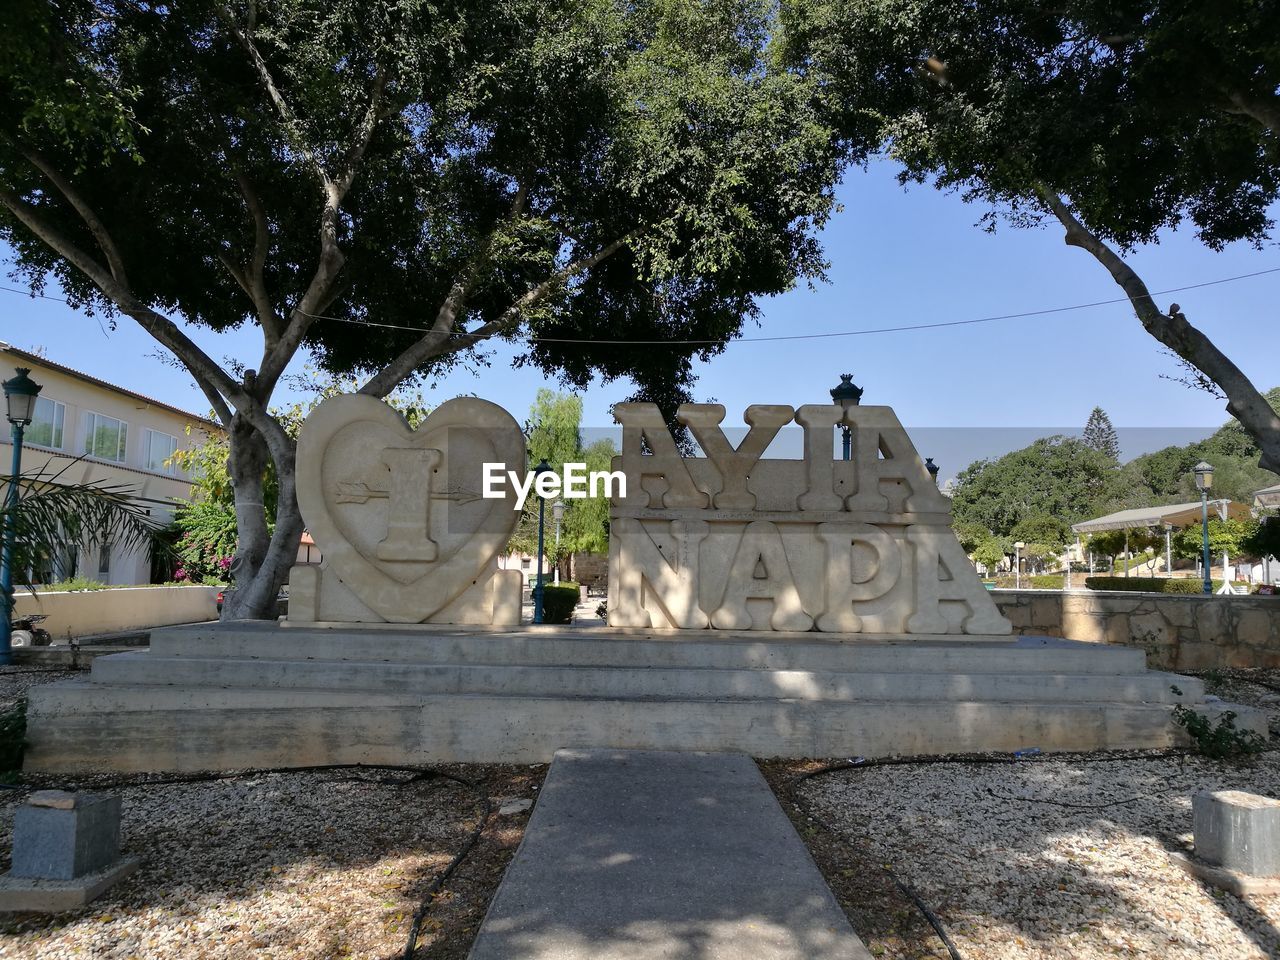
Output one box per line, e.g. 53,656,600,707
26,397,65,449
97,543,112,579
145,429,179,475
85,412,128,463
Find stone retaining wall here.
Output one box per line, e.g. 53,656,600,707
14,586,219,641
991,590,1280,670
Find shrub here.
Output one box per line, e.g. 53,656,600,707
42,577,107,592
1085,577,1223,594
1170,688,1266,759
540,583,581,624
994,574,1064,589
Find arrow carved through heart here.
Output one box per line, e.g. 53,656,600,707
335,480,484,505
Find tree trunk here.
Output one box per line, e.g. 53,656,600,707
1039,187,1280,476
223,414,269,617
221,418,304,620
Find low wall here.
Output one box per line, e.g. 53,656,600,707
992,589,1280,670
14,586,219,640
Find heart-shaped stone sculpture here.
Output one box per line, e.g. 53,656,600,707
296,395,526,623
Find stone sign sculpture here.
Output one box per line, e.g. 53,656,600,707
606,402,1011,635
286,391,1007,635
288,395,525,625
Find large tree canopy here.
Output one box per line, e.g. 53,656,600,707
0,0,845,616
781,0,1280,474
950,436,1121,538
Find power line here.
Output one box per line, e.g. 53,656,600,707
3,264,1278,347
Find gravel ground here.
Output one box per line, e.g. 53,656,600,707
0,764,544,959
773,670,1280,960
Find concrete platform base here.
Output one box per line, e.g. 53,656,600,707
21,622,1230,773
468,749,872,960
0,857,140,912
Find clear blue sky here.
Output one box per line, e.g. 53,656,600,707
2,158,1277,477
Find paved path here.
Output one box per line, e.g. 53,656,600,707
468,749,872,960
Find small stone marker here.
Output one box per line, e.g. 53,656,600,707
0,791,140,912
1171,790,1280,896
1194,790,1280,876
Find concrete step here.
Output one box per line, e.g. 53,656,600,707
148,623,1149,675
13,645,142,667
24,681,1187,773
87,651,1200,705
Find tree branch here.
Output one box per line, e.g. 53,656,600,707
358,235,627,398
334,64,388,197
21,148,129,286
254,64,390,397
1037,184,1280,474
217,3,330,189
232,170,281,342
0,184,278,443
1223,88,1280,135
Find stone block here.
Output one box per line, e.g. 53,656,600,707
1105,614,1131,646
1237,609,1275,645
1194,602,1231,645
1176,642,1223,672
1002,604,1032,629
1193,790,1280,876
1156,599,1195,628
1129,611,1173,646
10,793,121,881
1061,608,1105,643
1031,597,1061,629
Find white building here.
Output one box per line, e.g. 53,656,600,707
0,342,222,585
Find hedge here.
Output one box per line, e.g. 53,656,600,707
540,583,581,624
1084,577,1223,594
993,574,1064,590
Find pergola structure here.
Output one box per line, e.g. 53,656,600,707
1071,499,1251,579
1255,482,1280,511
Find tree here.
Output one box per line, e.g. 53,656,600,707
509,390,614,568
971,536,1007,576
563,438,617,556
1082,407,1120,462
1086,529,1129,574
0,0,842,618
782,0,1280,475
1116,388,1280,506
950,437,1120,537
1243,515,1280,562
952,519,990,554
1009,514,1070,551
1172,516,1259,564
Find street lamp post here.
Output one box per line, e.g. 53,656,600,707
551,499,565,585
829,374,863,461
1,368,42,666
1014,541,1025,590
1194,460,1214,596
532,459,553,624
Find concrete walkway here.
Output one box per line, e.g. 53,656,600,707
468,749,872,960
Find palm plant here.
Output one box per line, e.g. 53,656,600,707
1,458,165,592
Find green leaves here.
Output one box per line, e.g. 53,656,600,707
950,436,1122,538
782,0,1280,250
0,0,842,410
